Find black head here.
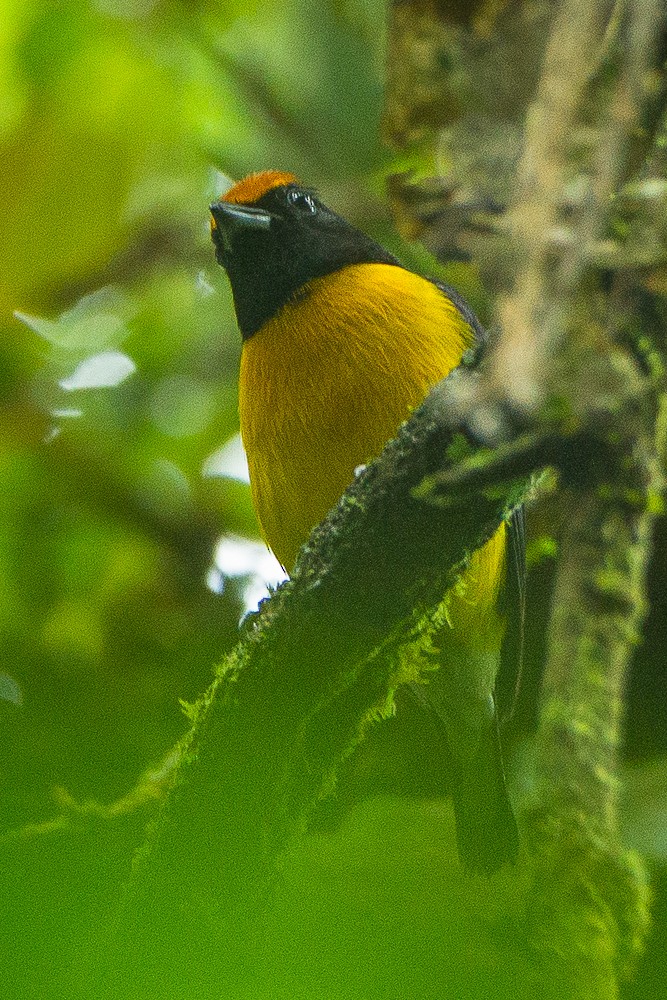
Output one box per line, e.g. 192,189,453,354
210,172,399,338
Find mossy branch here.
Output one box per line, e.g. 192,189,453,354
108,358,535,988
386,0,666,996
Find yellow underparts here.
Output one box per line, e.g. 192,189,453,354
239,262,506,648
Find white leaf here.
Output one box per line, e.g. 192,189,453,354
202,434,250,483
59,350,137,390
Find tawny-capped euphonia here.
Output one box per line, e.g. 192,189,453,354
210,170,523,874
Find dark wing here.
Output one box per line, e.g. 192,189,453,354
494,505,526,721
428,276,525,719
428,277,487,353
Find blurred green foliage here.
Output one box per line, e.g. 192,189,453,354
1,0,390,812
0,1,389,992
2,2,667,997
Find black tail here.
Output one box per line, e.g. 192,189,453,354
450,712,519,876
406,680,519,875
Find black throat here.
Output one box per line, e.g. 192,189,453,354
212,185,401,339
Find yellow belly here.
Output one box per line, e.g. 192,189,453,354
239,262,505,644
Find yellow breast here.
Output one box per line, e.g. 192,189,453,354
239,264,470,564
239,261,505,642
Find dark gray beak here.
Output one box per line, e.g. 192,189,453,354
209,201,274,233
210,201,275,264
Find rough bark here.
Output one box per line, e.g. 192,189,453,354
386,0,666,996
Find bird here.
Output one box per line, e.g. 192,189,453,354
210,170,523,874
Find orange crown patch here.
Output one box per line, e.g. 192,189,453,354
221,170,299,205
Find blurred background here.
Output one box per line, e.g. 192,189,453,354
1,1,666,997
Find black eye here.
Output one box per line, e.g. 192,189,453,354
287,189,317,214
